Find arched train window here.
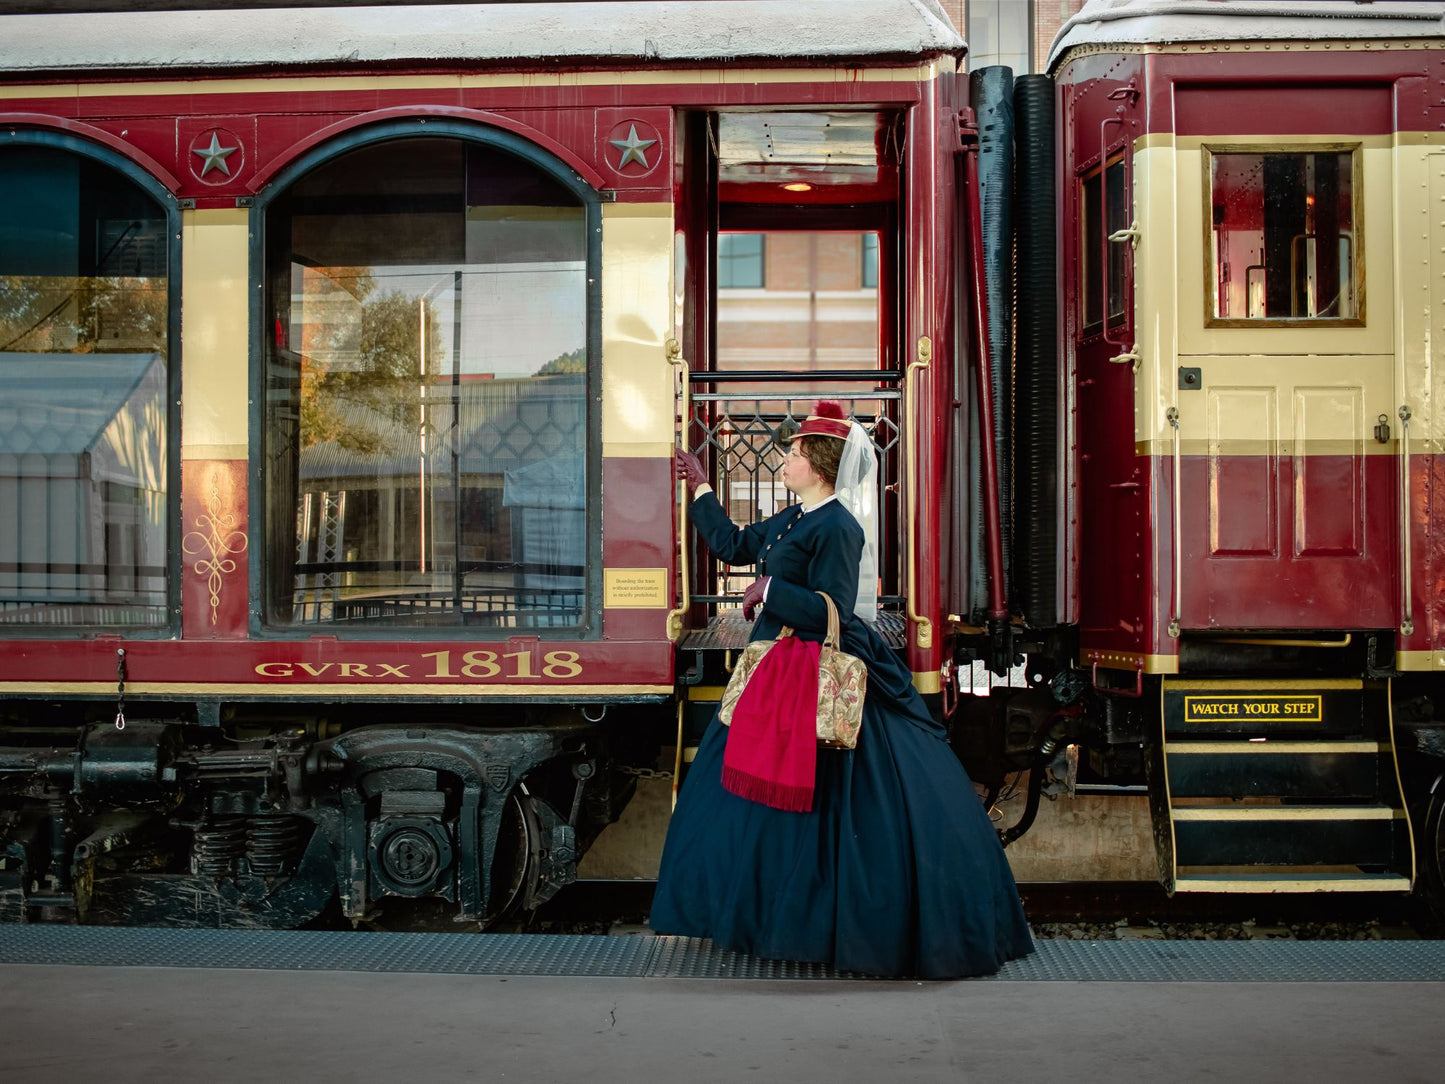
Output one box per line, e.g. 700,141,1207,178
0,141,173,630
262,135,596,631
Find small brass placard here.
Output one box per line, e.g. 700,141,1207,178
604,568,669,608
1183,695,1322,723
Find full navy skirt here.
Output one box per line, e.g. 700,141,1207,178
650,635,1035,979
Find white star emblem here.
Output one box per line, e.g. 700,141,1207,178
192,132,239,177
609,124,657,170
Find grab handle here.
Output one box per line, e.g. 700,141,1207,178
666,338,692,642
905,336,934,649
1168,405,1181,638
1399,404,1414,636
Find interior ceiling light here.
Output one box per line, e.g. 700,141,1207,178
783,182,813,192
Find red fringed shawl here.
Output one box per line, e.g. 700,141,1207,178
721,635,822,812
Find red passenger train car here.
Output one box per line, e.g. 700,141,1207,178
0,0,1442,928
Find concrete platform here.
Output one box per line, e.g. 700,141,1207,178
1,931,1442,1082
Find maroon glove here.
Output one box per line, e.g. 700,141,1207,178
741,576,770,621
675,449,707,494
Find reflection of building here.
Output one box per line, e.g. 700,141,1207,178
716,232,879,373
0,351,166,624
713,4,1089,378
294,372,586,627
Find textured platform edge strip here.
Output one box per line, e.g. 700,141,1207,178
0,929,1443,981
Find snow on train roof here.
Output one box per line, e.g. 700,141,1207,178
0,1,965,74
1048,0,1445,71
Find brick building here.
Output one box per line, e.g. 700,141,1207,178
714,1,1087,381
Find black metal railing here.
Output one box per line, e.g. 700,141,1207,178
685,383,902,607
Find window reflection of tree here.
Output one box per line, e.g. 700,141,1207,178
296,268,446,455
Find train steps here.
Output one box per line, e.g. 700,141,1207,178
1153,678,1415,896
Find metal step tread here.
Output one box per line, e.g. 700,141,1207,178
680,608,906,650
1170,804,1404,822
1174,872,1412,894
1165,740,1385,755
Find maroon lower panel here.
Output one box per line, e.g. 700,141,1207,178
601,455,674,642
181,460,250,640
2,637,674,689
1180,453,1396,629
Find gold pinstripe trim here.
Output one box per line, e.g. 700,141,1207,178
1164,741,1385,755
686,685,727,700
0,682,672,697
1081,650,1180,675
0,62,944,102
1171,805,1404,821
603,444,675,458
1164,678,1363,691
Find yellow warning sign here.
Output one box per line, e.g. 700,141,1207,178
1183,695,1322,723
604,568,668,608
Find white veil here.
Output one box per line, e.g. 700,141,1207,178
835,421,879,622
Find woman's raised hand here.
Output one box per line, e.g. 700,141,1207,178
675,449,707,494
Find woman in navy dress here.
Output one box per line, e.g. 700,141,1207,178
650,404,1034,979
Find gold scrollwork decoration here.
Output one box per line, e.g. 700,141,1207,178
182,483,248,626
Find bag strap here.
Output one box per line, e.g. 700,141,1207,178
814,591,840,650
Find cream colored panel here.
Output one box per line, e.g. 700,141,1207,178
1174,136,1394,359
1294,385,1363,456
1151,355,1393,454
1206,386,1275,454
180,208,250,456
601,203,674,449
1130,143,1179,452
1414,151,1445,452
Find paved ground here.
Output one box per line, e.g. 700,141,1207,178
2,962,1442,1082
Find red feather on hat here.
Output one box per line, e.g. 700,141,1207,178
813,400,846,420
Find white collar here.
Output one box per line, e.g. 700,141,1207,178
801,493,838,514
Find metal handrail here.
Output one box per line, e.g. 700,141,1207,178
1399,404,1414,636
1168,405,1181,638
690,370,904,384
905,335,933,649
666,338,691,643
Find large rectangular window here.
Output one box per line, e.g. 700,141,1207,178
265,138,591,631
1207,147,1359,324
0,146,170,629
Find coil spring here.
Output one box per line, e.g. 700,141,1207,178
192,815,248,876
247,814,306,876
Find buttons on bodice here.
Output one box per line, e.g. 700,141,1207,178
760,506,804,574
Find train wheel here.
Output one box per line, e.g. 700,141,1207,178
482,787,538,927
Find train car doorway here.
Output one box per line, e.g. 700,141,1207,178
678,110,906,628
1170,91,1399,633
